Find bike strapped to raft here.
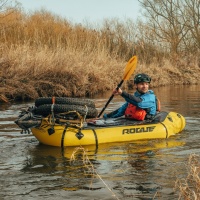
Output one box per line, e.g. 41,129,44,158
15,97,98,134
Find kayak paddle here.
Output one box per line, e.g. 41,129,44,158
98,55,138,118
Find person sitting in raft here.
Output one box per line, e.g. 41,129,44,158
103,73,157,121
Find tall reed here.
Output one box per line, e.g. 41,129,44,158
175,154,200,199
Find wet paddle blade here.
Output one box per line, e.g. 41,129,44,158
122,56,137,80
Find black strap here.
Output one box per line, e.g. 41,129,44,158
160,122,168,138
61,125,68,148
92,129,98,152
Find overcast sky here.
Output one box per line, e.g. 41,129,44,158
17,0,141,23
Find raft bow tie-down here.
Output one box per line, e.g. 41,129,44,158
15,97,186,147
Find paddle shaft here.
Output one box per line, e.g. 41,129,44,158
98,80,123,118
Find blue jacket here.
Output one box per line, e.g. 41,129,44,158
104,90,156,118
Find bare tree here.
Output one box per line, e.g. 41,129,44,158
182,0,200,51
138,0,189,56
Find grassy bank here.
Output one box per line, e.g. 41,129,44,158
0,10,199,102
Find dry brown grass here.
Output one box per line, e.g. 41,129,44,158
0,10,199,101
175,154,200,200
0,43,122,100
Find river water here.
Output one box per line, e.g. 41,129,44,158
0,85,199,200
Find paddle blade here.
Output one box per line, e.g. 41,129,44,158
98,55,138,118
122,56,137,80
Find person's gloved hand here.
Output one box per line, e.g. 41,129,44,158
103,113,108,119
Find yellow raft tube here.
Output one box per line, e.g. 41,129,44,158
31,111,186,147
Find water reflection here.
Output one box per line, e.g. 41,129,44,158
24,138,185,162
17,137,185,199
0,85,200,200
153,85,200,117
